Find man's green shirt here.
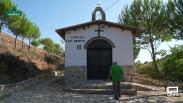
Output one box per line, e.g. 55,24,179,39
111,64,123,82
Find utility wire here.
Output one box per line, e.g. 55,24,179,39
104,0,121,11
97,0,121,18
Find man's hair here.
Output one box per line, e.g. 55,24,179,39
113,62,117,65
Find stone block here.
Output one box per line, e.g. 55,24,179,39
64,66,87,87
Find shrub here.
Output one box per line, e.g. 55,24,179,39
0,53,40,83
44,54,62,64
162,45,183,81
135,62,164,79
0,62,8,74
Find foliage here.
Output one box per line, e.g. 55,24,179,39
0,0,13,14
0,0,41,50
6,15,26,48
31,39,40,47
27,23,41,51
136,45,183,81
0,0,13,32
167,0,183,40
44,54,62,65
40,38,55,52
44,55,55,64
0,62,8,74
135,62,165,79
118,0,173,72
157,49,167,57
162,45,183,81
40,38,64,55
136,63,153,76
54,43,64,55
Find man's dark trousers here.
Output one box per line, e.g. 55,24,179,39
112,81,121,99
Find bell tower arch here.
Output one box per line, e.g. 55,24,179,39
92,6,106,21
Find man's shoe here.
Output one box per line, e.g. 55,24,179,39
114,97,119,100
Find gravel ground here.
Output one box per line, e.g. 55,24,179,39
1,76,183,103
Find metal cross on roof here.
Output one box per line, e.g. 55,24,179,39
95,25,104,37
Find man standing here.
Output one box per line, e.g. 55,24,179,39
108,62,124,100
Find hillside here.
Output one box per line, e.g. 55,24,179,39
0,33,63,84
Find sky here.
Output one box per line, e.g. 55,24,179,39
5,0,183,63
11,0,131,44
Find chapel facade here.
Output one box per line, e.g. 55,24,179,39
56,6,140,86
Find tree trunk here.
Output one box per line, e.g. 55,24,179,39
0,18,2,33
0,23,2,42
152,54,158,73
149,34,158,73
14,34,18,49
22,37,24,50
165,67,168,91
34,47,36,53
0,21,3,33
28,38,31,52
133,37,140,60
0,25,2,33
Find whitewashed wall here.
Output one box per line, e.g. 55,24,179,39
65,24,134,66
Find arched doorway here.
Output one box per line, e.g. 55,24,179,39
87,39,113,80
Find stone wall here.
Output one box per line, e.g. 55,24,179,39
64,66,87,88
131,73,165,86
0,73,53,99
131,73,183,89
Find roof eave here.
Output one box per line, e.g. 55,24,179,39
55,20,142,39
55,29,65,40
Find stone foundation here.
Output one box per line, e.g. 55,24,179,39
122,65,134,82
64,65,134,87
64,66,87,87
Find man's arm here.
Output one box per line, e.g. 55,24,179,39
107,69,112,81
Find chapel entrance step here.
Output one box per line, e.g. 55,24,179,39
63,88,137,96
80,83,133,89
64,81,137,95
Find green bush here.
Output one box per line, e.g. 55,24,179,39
135,45,183,81
162,45,183,81
44,54,62,64
135,62,164,79
44,55,55,64
136,63,152,75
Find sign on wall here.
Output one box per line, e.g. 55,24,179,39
66,36,86,43
66,35,86,50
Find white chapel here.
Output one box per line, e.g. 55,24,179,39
56,6,140,86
